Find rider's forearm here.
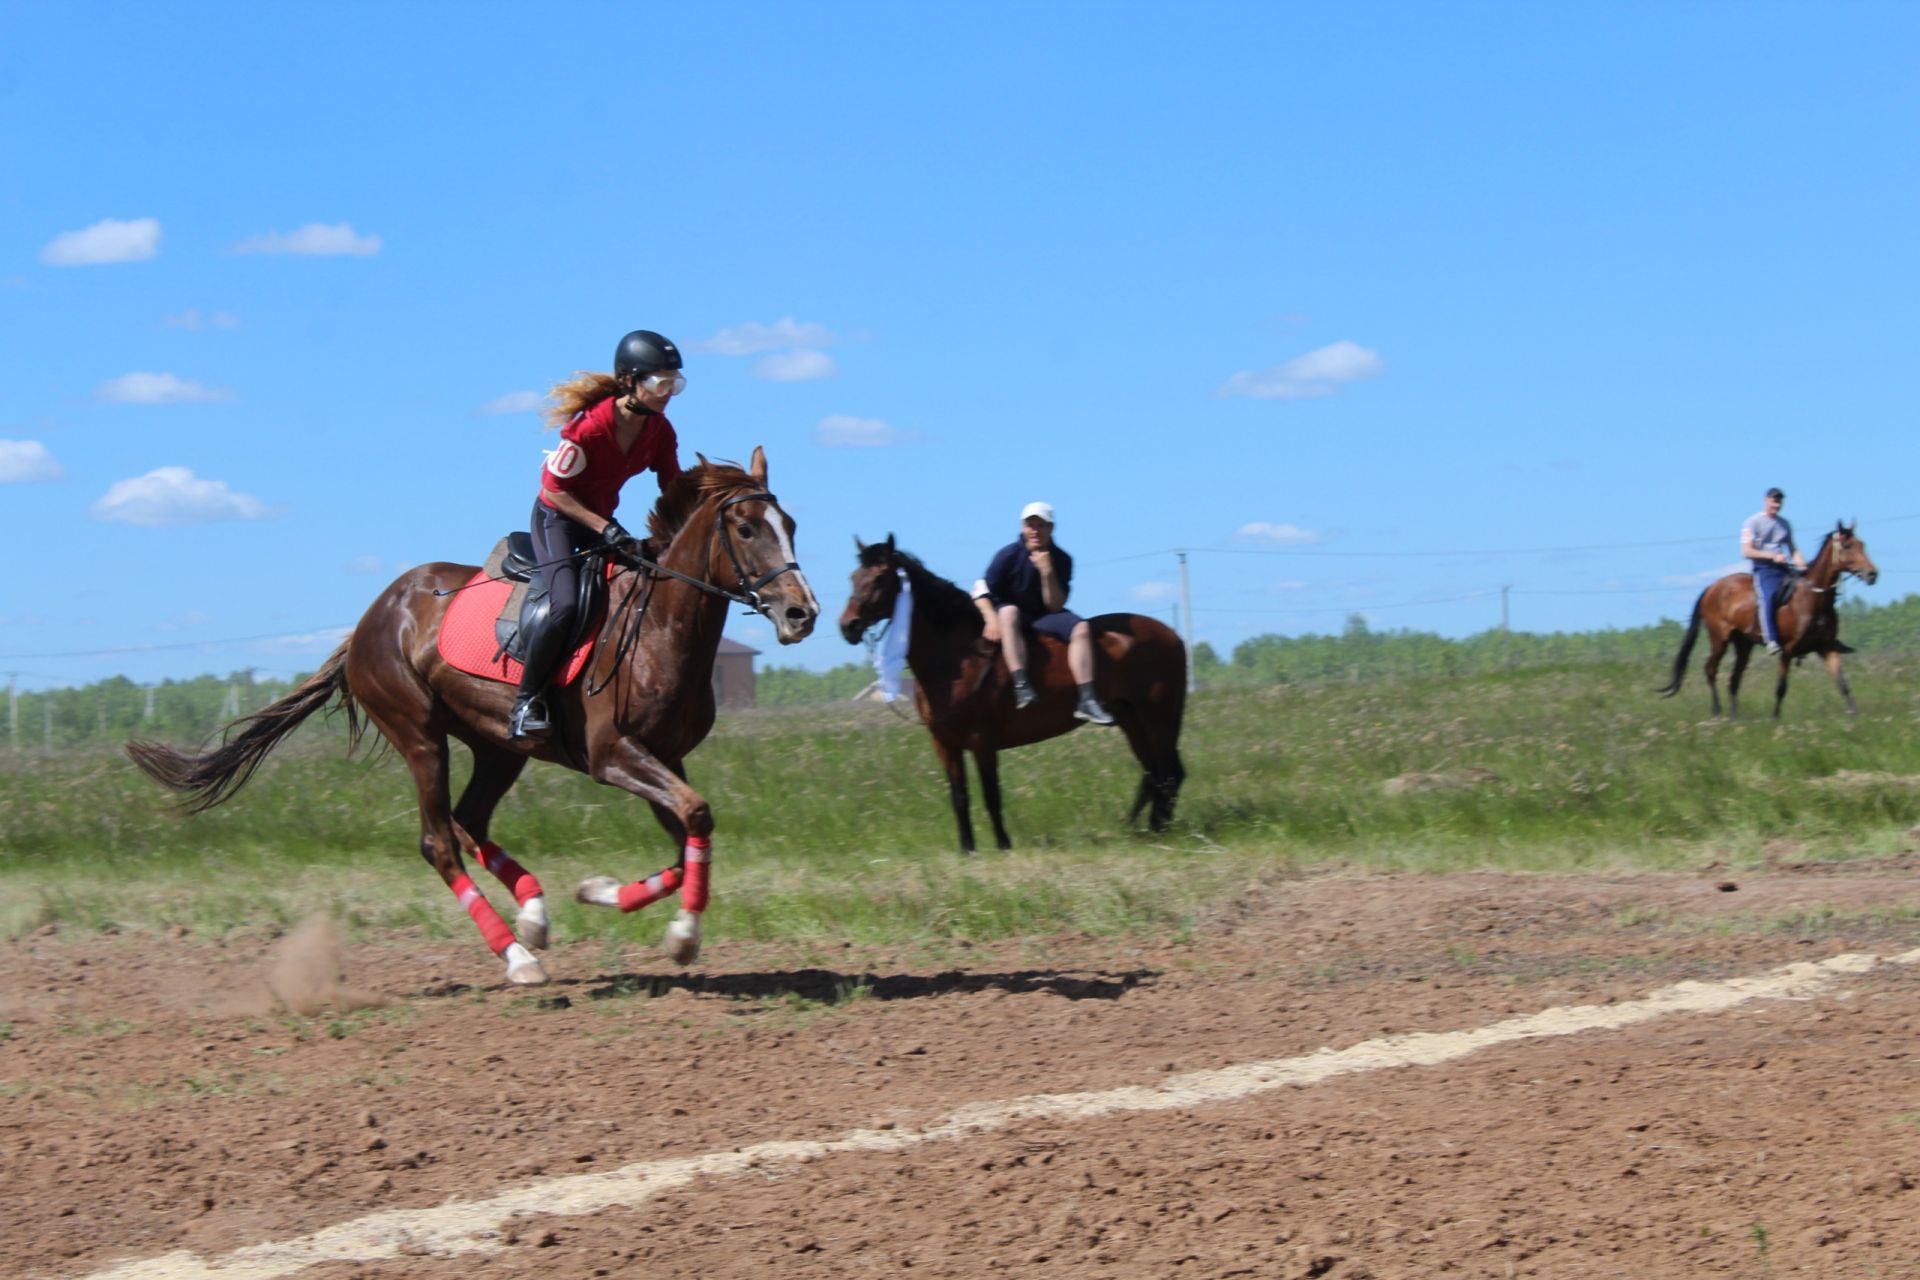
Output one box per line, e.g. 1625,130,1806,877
541,489,610,533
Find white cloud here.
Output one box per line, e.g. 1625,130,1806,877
1235,521,1321,545
256,626,353,652
41,217,161,265
0,440,64,483
814,415,920,448
346,554,385,574
97,372,234,405
479,390,545,415
1266,579,1309,593
1130,581,1178,603
91,467,272,527
1214,340,1385,401
691,317,840,356
231,222,382,256
164,309,240,330
752,349,836,381
1660,564,1745,587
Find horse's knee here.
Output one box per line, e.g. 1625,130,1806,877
679,801,714,840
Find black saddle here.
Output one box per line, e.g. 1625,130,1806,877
490,533,607,666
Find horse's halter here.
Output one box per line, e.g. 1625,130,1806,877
713,490,802,612
1805,531,1867,595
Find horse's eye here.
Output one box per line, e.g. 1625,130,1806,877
737,523,755,539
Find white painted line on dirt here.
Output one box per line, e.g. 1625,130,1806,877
83,947,1920,1280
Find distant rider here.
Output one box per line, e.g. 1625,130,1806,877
972,501,1114,725
510,330,686,739
1740,486,1804,656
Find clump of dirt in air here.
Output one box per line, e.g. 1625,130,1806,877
265,915,391,1014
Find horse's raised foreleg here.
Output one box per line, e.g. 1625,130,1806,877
932,738,977,854
377,713,546,986
451,743,550,950
573,743,713,965
974,747,1013,851
1824,650,1858,713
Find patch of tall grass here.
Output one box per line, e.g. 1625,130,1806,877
4,657,1919,943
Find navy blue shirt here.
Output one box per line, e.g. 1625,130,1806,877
984,540,1073,619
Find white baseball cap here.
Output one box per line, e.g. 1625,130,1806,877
1019,501,1055,525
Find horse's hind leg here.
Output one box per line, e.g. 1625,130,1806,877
1115,705,1184,831
452,742,551,950
370,708,547,986
1825,651,1859,714
1727,640,1754,719
975,748,1013,851
1772,656,1792,719
1702,634,1728,716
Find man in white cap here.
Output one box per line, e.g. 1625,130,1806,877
972,501,1114,725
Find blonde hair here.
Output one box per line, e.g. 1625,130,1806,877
543,372,624,430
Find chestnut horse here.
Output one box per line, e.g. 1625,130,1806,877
839,536,1186,853
128,450,819,985
1657,520,1878,717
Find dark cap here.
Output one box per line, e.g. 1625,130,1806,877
1765,487,1785,500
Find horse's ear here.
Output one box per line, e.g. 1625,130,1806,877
884,532,896,554
854,535,867,554
749,445,767,485
695,451,710,469
1848,518,1858,534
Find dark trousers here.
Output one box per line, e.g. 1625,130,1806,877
519,499,595,697
1751,563,1787,646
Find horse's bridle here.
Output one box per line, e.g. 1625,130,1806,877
619,489,800,612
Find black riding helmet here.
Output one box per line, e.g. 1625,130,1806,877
614,330,683,379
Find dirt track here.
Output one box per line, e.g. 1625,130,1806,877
7,864,1920,1279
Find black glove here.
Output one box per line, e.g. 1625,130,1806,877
600,518,631,550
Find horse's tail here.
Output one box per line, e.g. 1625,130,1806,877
126,639,361,813
1655,592,1707,697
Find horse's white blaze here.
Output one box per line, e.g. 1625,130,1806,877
514,896,549,950
82,947,1920,1280
769,515,818,640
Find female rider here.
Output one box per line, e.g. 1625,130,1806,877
510,329,686,739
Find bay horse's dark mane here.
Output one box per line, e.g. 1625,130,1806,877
645,461,756,544
891,551,985,635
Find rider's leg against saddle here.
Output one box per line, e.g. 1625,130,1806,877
512,504,588,739
998,604,1036,708
1752,563,1785,653
1067,620,1114,726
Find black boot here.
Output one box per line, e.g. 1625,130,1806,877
509,616,571,740
1011,670,1037,710
1074,682,1114,726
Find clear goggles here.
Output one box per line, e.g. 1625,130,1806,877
640,371,687,396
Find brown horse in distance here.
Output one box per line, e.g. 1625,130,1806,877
128,450,820,984
839,536,1187,853
1657,520,1878,717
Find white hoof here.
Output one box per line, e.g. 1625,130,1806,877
575,876,621,908
515,896,550,950
662,910,702,966
503,942,549,986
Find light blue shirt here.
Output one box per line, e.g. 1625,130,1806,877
1741,512,1794,562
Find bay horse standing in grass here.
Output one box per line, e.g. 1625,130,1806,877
128,450,819,985
839,536,1186,853
1658,520,1878,717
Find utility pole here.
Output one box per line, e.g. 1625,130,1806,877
1178,551,1196,692
1501,584,1511,631
6,674,16,753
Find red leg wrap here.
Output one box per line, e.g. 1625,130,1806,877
681,837,712,914
451,872,515,955
476,840,544,906
618,866,683,913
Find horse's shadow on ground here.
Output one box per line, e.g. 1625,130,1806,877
424,967,1157,1006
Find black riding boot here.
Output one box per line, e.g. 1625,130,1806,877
509,616,572,739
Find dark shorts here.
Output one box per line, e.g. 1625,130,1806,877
1025,609,1085,643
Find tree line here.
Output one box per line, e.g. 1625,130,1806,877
11,591,1916,748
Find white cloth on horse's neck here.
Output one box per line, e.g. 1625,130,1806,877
876,568,911,702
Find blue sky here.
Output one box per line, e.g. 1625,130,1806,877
4,1,1917,691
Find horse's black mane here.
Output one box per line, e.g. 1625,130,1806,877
891,550,985,635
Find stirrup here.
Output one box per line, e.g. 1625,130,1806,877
509,695,551,739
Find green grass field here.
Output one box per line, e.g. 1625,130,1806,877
4,657,1919,948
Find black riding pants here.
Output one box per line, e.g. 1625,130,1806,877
530,498,595,640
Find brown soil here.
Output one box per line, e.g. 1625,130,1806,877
7,864,1920,1279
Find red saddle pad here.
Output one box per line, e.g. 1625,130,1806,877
436,568,608,687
